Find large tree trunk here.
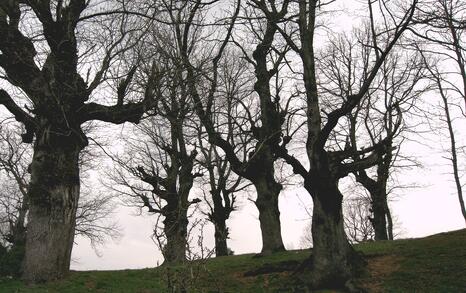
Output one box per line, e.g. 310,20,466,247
213,217,229,257
162,206,188,264
304,175,363,290
22,136,81,283
254,174,285,254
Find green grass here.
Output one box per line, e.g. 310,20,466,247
1,229,465,292
357,229,466,292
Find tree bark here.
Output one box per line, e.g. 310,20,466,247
208,189,231,257
371,190,389,241
163,209,188,264
385,201,394,240
304,175,362,290
22,131,81,283
214,218,229,257
254,172,285,254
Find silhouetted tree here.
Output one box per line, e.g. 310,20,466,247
179,0,290,254
195,52,253,257
414,0,466,224
197,127,250,256
107,45,203,263
269,0,418,289
0,1,157,282
318,29,426,240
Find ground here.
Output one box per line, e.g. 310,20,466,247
1,229,465,292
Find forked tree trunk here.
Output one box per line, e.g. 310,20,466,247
355,172,390,241
214,218,229,257
22,135,81,283
304,175,363,290
208,189,232,257
254,174,285,254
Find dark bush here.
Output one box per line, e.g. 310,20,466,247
0,244,24,277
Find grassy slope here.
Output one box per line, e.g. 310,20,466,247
1,229,465,292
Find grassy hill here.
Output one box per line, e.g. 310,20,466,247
1,229,465,292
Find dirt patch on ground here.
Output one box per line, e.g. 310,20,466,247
243,260,300,277
358,255,403,293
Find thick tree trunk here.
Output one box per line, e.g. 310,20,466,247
304,176,363,290
162,208,188,264
254,174,285,254
214,217,229,257
22,138,81,283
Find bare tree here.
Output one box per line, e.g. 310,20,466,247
176,0,293,255
317,30,426,241
0,126,29,277
197,130,249,257
343,197,375,244
109,118,202,264
0,0,160,282
414,0,466,224
107,40,203,263
421,58,466,225
268,0,418,289
194,52,253,257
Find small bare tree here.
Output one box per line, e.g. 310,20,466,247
414,0,466,224
343,197,375,244
195,53,253,257
107,36,203,263
197,129,249,257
